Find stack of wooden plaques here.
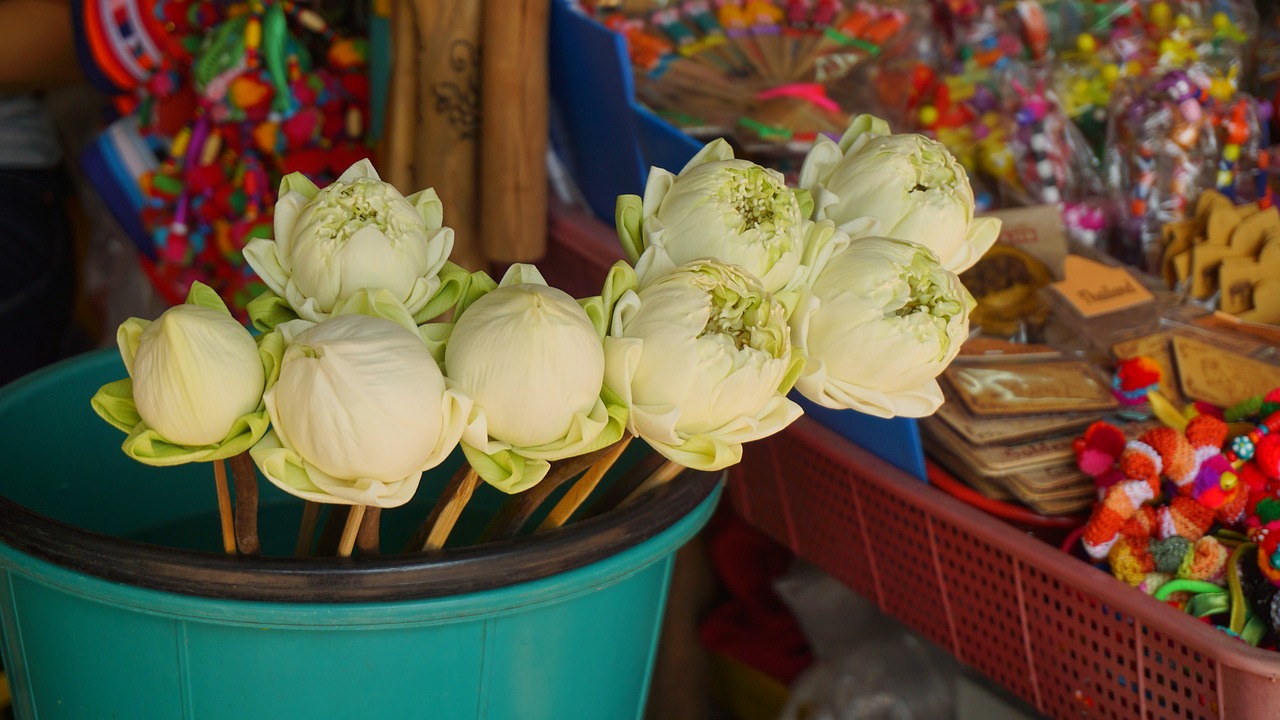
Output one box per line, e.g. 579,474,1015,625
922,359,1164,515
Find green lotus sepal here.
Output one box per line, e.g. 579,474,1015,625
248,260,472,333
90,282,282,466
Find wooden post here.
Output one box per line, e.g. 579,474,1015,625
380,0,418,193
479,0,551,262
412,0,487,271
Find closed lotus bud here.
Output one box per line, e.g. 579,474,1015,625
446,280,605,450
130,304,265,446
256,313,468,507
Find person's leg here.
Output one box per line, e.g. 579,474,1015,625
0,168,74,385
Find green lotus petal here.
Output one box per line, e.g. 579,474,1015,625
413,261,470,323
580,260,638,339
116,317,149,375
514,396,627,461
91,378,141,434
794,187,814,219
616,194,645,264
453,269,498,319
645,432,739,472
185,281,231,314
419,322,453,365
461,443,550,494
257,330,284,392
279,171,321,200
779,353,807,395
497,263,547,287
251,430,334,503
681,137,735,171
837,113,890,152
120,409,272,467
405,187,444,229
331,288,419,334
246,290,299,333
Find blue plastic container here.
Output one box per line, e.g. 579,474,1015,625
548,0,702,224
0,351,720,719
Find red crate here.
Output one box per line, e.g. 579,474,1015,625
728,417,1280,720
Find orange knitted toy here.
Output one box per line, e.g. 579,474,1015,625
1082,421,1225,560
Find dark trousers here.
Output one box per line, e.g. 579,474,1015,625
0,168,74,386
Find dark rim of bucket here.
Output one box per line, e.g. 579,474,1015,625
0,458,721,603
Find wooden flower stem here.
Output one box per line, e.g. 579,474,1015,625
619,459,684,508
337,505,366,558
356,506,382,556
479,441,623,543
228,452,260,555
295,501,321,557
212,460,236,555
407,465,482,552
316,505,350,556
536,435,633,533
578,451,668,519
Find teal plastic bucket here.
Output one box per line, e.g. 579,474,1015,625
0,351,721,719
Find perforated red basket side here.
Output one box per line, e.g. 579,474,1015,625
728,417,1280,720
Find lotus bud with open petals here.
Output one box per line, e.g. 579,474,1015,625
244,159,454,324
790,237,974,418
799,114,1000,273
616,139,809,295
605,260,803,471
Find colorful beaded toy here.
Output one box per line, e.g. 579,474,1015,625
109,0,372,318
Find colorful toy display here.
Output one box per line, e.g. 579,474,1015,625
585,0,1279,286
1075,382,1280,647
81,0,373,318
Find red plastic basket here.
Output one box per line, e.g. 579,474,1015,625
727,417,1280,720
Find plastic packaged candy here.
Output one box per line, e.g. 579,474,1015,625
1255,3,1280,145
1104,68,1219,271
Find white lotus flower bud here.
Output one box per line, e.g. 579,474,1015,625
800,114,1000,273
617,139,808,295
446,280,606,449
791,237,974,418
255,313,469,507
605,260,803,471
130,304,265,446
244,159,454,323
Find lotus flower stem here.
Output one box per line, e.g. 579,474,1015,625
356,507,382,556
337,505,366,558
537,435,633,532
479,441,626,543
212,460,236,555
295,501,321,557
229,451,260,555
416,465,482,552
620,459,685,507
315,505,350,555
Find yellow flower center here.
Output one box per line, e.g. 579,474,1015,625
311,178,409,244
718,167,795,235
